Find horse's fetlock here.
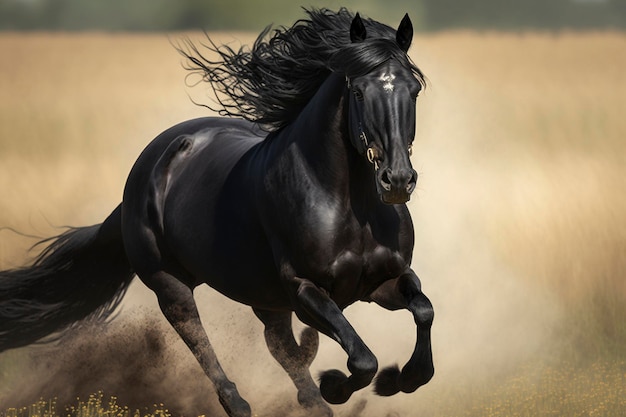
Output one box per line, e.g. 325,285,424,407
399,367,434,393
217,380,240,398
348,352,378,380
217,383,251,417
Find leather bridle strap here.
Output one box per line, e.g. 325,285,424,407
346,77,380,170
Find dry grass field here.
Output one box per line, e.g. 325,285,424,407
1,31,625,416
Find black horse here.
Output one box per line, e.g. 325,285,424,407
0,9,433,417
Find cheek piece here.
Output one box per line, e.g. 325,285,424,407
347,77,382,170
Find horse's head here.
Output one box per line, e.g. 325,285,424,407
345,13,423,205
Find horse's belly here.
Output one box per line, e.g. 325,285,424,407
164,201,291,309
202,257,290,309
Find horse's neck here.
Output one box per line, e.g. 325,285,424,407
290,74,378,208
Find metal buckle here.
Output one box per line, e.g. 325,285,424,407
366,147,380,170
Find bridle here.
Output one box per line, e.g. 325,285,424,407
346,76,412,171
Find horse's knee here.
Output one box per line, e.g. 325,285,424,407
411,294,434,327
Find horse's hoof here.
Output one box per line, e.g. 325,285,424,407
319,369,352,404
374,365,401,396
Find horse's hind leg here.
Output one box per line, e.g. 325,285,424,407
143,270,251,417
253,309,332,417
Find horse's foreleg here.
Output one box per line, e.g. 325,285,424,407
367,270,434,396
253,309,332,417
145,271,251,417
287,277,378,405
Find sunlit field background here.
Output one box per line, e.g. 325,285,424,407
1,31,625,416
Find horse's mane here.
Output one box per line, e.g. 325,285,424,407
176,8,425,131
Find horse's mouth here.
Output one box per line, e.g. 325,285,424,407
381,192,411,205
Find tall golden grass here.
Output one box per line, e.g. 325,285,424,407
1,31,625,416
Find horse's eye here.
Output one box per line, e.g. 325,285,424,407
353,89,364,101
410,85,421,101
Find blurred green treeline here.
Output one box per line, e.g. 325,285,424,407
1,0,625,31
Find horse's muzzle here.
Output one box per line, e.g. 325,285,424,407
379,167,418,204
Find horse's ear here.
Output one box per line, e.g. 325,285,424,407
350,13,367,43
396,13,413,52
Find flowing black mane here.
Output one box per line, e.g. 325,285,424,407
177,8,426,130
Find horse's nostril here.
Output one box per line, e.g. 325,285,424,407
406,171,418,193
380,169,392,191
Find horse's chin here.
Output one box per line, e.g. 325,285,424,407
380,192,411,205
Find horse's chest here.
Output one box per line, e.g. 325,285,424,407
285,198,412,307
326,245,407,308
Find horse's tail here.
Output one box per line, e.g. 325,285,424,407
0,204,134,352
